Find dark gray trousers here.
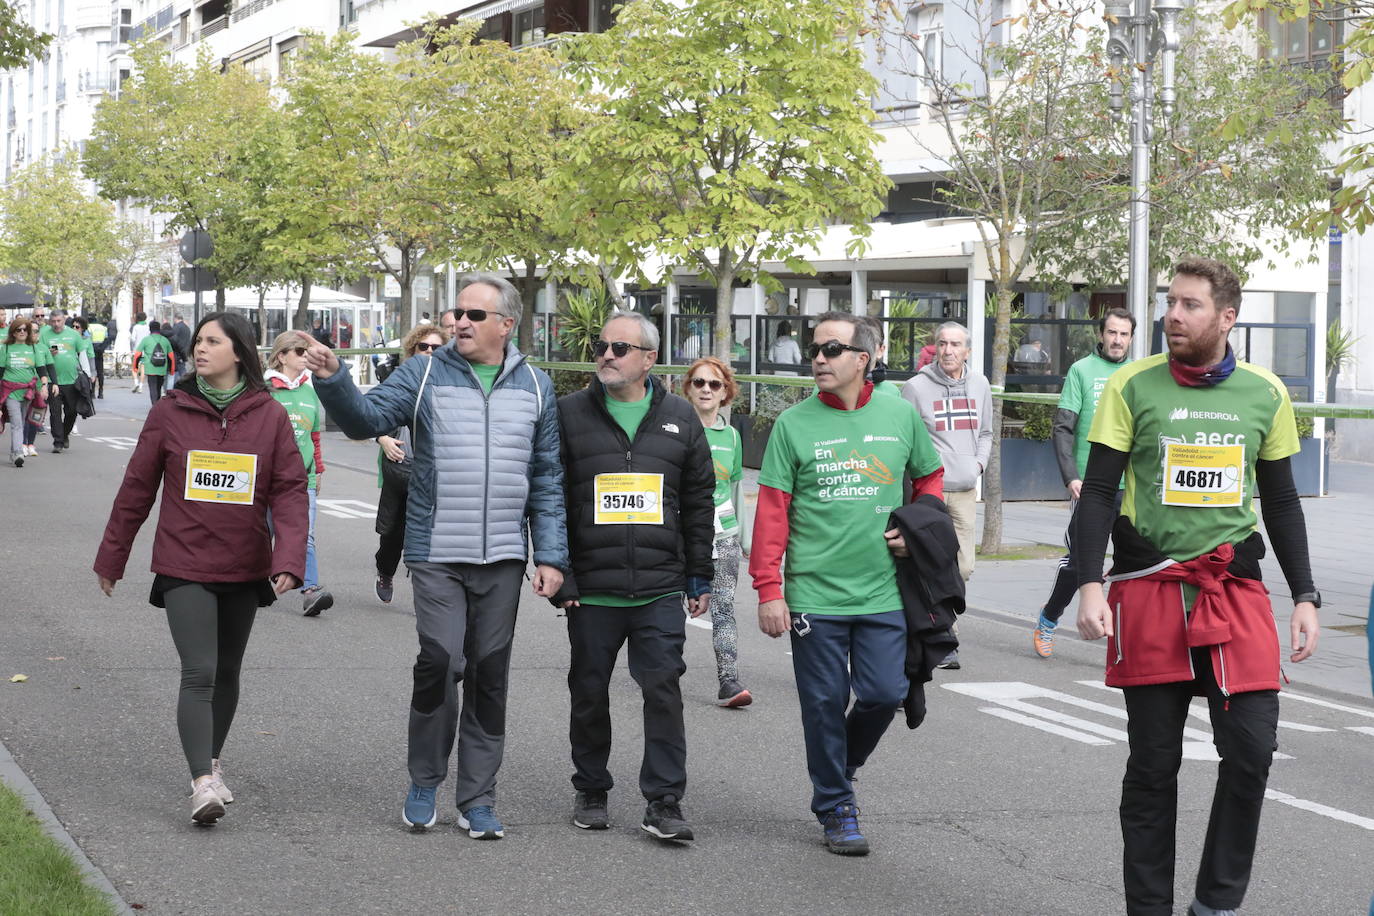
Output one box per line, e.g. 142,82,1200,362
406,559,524,812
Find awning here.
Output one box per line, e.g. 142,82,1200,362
0,282,35,307
160,285,366,308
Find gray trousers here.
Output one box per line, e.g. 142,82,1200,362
6,399,23,458
406,559,524,812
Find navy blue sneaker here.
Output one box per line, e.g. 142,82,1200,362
402,783,437,828
821,803,869,855
458,805,505,839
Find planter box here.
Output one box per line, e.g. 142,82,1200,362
999,437,1069,501
1292,436,1327,497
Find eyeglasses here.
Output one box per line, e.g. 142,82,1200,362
593,340,654,358
807,340,866,360
453,308,503,323
414,341,440,353
689,377,723,391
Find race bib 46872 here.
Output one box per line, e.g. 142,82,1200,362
184,450,258,505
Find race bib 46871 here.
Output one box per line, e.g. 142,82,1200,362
1161,442,1243,507
185,450,258,505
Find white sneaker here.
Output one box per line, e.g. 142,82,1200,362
190,779,225,825
24,445,36,457
209,759,233,804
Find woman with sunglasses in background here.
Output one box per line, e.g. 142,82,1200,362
22,318,52,457
686,357,752,708
1,316,54,466
95,311,308,825
266,330,333,616
371,323,448,604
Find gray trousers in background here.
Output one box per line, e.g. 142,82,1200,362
6,399,23,458
406,559,524,812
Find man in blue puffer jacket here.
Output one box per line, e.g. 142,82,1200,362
306,274,568,841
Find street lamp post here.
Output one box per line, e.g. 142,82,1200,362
1104,0,1186,359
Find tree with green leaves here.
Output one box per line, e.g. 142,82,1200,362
1032,25,1340,319
284,30,464,333
0,155,120,308
0,0,52,69
1224,0,1372,231
562,0,891,361
83,43,288,310
874,0,1121,552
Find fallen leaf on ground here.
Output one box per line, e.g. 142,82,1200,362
10,674,28,683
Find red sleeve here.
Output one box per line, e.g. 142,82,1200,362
748,484,792,604
911,465,944,501
131,351,141,373
93,403,167,582
311,430,324,474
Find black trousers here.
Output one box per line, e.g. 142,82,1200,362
147,373,166,405
373,474,408,578
92,348,106,396
1120,648,1279,915
48,383,79,447
567,595,687,802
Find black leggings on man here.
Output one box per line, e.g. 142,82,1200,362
147,374,166,405
164,583,260,779
1120,647,1278,915
92,347,106,397
48,383,79,449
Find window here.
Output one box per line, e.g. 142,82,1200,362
593,0,618,33
1260,9,1339,64
513,5,544,47
475,15,503,43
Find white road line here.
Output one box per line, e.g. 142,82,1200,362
1347,726,1374,737
315,498,378,520
88,436,139,450
1279,691,1374,720
1265,789,1374,831
979,707,1113,745
686,617,712,631
1184,701,1335,733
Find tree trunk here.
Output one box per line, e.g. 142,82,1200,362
1143,266,1160,354
978,274,1016,558
215,287,226,310
713,257,735,363
257,288,268,345
598,261,625,311
515,263,539,356
292,278,313,331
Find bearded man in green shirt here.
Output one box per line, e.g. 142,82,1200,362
38,308,92,453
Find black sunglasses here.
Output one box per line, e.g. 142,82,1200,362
289,347,309,357
454,308,502,323
414,341,440,353
593,340,654,358
690,377,723,391
808,340,867,360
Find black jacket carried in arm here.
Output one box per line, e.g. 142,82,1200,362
554,375,715,603
888,495,965,729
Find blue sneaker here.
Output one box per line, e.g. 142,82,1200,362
457,805,505,840
820,803,870,856
402,783,437,828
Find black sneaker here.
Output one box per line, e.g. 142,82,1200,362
821,803,869,856
572,790,609,830
641,795,693,841
302,587,333,617
716,679,753,708
936,650,961,670
375,575,394,604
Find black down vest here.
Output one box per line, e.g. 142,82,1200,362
555,375,716,601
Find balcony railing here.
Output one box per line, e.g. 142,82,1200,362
199,14,229,37
231,0,274,23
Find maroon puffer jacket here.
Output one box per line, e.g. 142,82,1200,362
94,386,309,586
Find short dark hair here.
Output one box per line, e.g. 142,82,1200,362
135,311,146,322
1098,306,1136,333
149,320,161,333
190,311,265,391
1174,257,1242,314
813,311,877,363
777,320,792,336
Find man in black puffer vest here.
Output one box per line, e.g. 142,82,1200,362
554,310,715,843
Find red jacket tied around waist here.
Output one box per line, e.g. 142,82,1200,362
1105,542,1280,695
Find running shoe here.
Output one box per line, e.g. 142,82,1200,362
641,795,693,841
1187,903,1236,916
24,445,36,457
11,451,22,468
375,575,394,604
402,783,438,828
209,759,233,804
936,650,961,670
190,780,225,826
572,790,609,830
302,586,333,617
820,803,869,856
1032,613,1057,658
717,679,753,708
457,805,504,840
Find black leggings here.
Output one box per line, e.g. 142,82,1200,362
148,374,166,405
164,584,259,779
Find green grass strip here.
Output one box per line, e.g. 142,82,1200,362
0,780,120,916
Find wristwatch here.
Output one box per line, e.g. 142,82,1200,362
1293,590,1321,608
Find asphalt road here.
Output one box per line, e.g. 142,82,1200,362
1,383,1371,915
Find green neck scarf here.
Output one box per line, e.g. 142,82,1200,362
196,374,247,409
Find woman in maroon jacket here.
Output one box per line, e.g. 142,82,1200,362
94,311,309,826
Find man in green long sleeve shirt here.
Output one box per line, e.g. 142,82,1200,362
38,308,92,453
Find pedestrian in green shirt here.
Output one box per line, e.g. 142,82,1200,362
134,320,176,406
37,309,92,453
1,316,54,466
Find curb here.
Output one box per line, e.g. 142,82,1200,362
0,736,134,916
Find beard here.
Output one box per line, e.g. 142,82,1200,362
1166,324,1229,367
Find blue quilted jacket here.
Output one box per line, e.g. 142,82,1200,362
313,342,569,570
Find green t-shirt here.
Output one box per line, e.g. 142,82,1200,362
38,326,91,386
270,382,323,488
582,387,676,607
1,342,48,399
704,419,743,537
471,362,501,393
137,333,174,376
758,392,944,615
872,379,904,399
1059,350,1130,484
1089,353,1300,562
